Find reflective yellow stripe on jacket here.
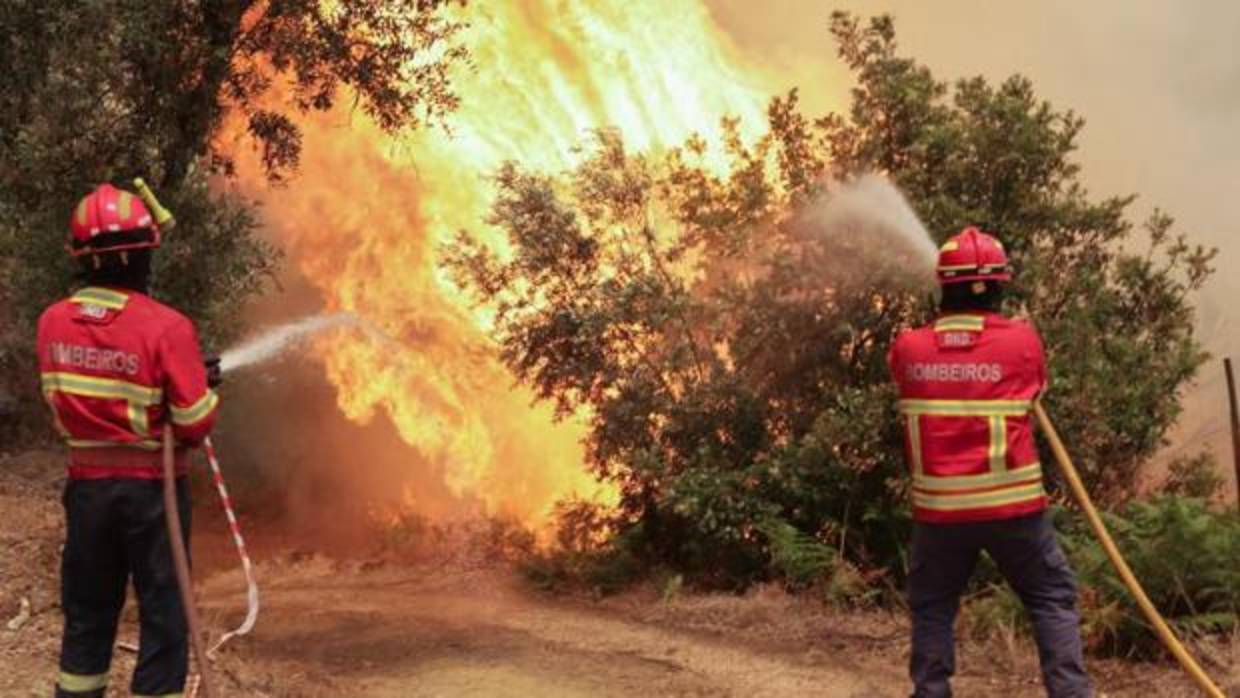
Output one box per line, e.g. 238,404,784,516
41,372,161,405
898,398,1032,417
66,438,162,451
934,314,985,332
41,371,161,442
915,462,1043,491
170,389,218,426
913,479,1046,511
899,398,1045,514
70,286,130,309
912,463,1046,511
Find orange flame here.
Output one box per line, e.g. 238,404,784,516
228,1,778,524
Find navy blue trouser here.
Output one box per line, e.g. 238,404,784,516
55,478,190,698
907,512,1091,698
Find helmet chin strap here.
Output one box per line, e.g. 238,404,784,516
81,248,152,294
89,250,131,271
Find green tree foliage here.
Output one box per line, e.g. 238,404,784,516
1162,451,1225,500
447,13,1216,589
0,0,470,436
1064,497,1239,656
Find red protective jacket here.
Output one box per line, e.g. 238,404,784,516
37,286,219,479
888,312,1048,523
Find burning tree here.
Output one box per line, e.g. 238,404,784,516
447,12,1216,587
0,0,471,437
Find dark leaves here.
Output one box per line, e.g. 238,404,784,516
247,110,302,178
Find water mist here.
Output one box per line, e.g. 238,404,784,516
804,173,938,290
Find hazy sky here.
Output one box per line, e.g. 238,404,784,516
707,0,1240,485
707,0,1238,329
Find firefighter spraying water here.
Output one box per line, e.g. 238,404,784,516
799,179,1224,695
888,227,1093,697
37,180,217,696
35,179,259,698
887,226,1225,698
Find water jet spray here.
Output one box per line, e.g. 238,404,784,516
220,312,362,373
802,173,938,293
816,173,937,270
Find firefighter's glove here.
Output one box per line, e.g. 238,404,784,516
205,355,223,389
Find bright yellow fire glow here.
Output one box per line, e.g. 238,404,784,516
229,0,780,524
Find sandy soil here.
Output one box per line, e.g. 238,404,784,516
200,558,899,697
2,450,1236,698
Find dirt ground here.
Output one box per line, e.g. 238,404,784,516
2,450,1236,697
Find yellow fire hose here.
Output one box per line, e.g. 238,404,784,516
1033,402,1225,698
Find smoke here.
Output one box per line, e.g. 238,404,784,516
210,275,493,553
707,0,1239,319
804,173,937,289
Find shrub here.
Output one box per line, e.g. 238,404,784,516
756,518,836,588
1162,451,1224,501
1059,498,1240,657
757,517,879,608
519,500,643,595
949,500,1238,658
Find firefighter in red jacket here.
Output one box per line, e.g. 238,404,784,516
37,182,220,698
888,227,1091,698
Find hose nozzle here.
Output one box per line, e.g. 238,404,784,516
133,177,175,229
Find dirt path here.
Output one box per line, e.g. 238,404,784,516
200,559,906,697
4,451,1234,697
197,553,1238,698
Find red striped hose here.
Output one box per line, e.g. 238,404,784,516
164,432,213,697
203,437,260,657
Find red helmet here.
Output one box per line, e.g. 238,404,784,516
67,183,161,257
935,226,1011,284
